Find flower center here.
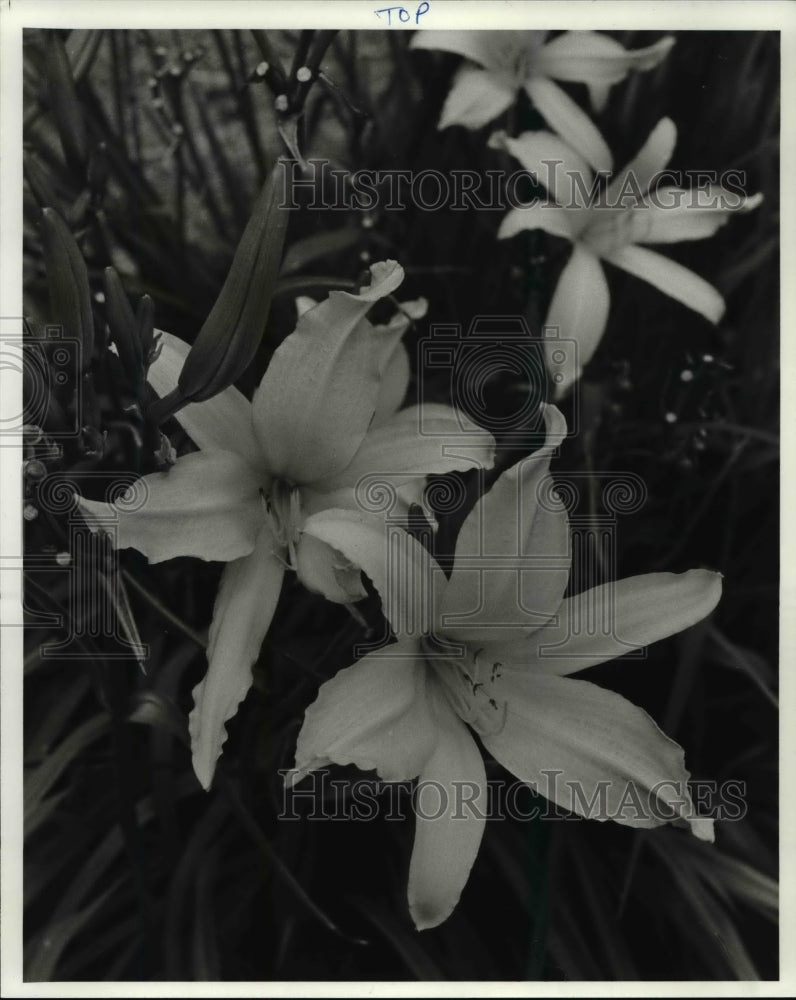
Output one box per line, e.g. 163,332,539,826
583,208,641,256
515,31,546,81
510,50,531,82
421,636,508,737
488,35,540,87
266,478,302,566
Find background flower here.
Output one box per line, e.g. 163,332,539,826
494,119,763,395
410,30,674,170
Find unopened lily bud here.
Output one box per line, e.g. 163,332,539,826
136,294,156,367
44,31,88,172
41,208,95,371
159,162,290,416
23,152,61,214
66,189,92,229
104,267,142,375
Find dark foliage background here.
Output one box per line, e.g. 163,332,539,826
21,27,778,981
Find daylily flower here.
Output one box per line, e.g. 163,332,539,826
289,404,722,930
494,120,763,396
410,30,675,171
76,261,496,789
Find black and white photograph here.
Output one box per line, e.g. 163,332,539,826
1,0,790,992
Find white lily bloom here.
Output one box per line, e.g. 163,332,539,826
76,261,496,790
495,120,764,395
289,404,722,930
410,30,675,171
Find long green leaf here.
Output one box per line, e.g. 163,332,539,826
25,881,122,981
25,714,110,819
25,672,90,764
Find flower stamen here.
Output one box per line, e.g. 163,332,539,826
266,478,303,569
423,638,508,737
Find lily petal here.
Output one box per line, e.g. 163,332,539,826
303,474,439,532
603,244,725,323
497,203,579,241
624,187,764,245
302,508,442,640
606,117,677,205
295,295,317,317
481,671,713,839
317,403,496,493
409,29,499,67
486,569,723,675
372,297,427,426
408,682,488,930
544,245,610,393
300,484,361,518
301,483,417,537
288,639,437,786
537,32,675,111
251,260,405,484
440,405,570,642
438,64,515,130
147,329,264,472
374,341,411,426
374,297,428,353
294,531,367,604
524,76,613,173
189,524,285,789
409,30,544,73
491,129,593,204
76,450,263,563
